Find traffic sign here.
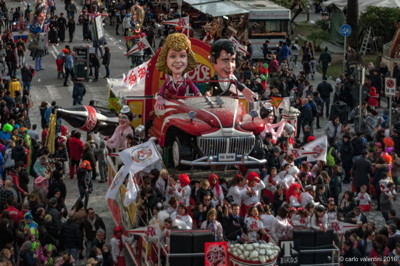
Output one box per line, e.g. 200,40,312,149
385,77,397,96
340,24,352,37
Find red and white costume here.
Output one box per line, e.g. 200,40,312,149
355,192,371,212
178,174,191,206
241,172,265,217
171,212,193,230
310,213,328,231
245,216,264,242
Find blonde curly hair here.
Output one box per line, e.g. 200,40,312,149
155,33,197,75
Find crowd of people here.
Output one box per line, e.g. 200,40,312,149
0,0,399,265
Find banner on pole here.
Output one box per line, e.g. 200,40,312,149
106,166,130,200
162,16,190,28
122,61,149,90
118,140,161,173
293,135,328,162
125,37,150,56
229,36,250,55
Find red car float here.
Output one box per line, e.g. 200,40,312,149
148,95,267,168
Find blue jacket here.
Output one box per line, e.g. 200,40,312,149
65,54,74,69
278,45,291,61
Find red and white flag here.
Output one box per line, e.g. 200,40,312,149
162,16,190,28
122,60,149,90
125,37,150,56
229,36,250,55
294,135,328,162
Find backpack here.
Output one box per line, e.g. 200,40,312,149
326,147,335,167
84,170,93,193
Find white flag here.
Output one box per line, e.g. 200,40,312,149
125,37,150,56
229,36,250,55
118,140,161,174
106,166,130,200
123,60,149,90
123,174,139,207
162,16,190,28
299,135,328,162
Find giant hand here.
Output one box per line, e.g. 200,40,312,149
155,95,165,110
242,87,257,102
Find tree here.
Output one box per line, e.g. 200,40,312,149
360,6,400,49
271,0,307,24
346,0,359,50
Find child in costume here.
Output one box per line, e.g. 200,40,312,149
355,185,372,212
155,33,201,110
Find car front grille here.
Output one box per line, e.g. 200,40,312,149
198,136,255,156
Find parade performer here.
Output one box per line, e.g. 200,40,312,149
178,173,191,207
259,62,269,90
259,103,287,142
155,33,201,110
241,172,265,217
310,205,328,232
245,205,268,242
286,183,302,207
106,105,134,150
205,39,257,102
208,173,224,207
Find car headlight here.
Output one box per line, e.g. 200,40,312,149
135,125,145,139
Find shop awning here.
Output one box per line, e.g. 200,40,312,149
184,0,219,6
191,1,249,17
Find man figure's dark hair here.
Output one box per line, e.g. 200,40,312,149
210,39,236,63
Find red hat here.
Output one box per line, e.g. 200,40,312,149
384,137,394,147
80,160,92,170
179,174,191,187
208,173,218,183
113,226,123,234
382,153,393,164
60,125,68,136
307,136,315,142
246,172,260,183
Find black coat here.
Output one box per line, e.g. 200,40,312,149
316,81,333,98
352,156,372,188
102,52,110,66
350,137,364,157
72,82,86,101
221,214,247,241
83,215,106,241
11,145,27,164
60,219,83,249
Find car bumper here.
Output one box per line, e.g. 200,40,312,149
180,155,266,166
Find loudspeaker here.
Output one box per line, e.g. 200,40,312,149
314,250,334,264
293,229,315,248
170,231,192,265
192,231,213,266
314,230,334,247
